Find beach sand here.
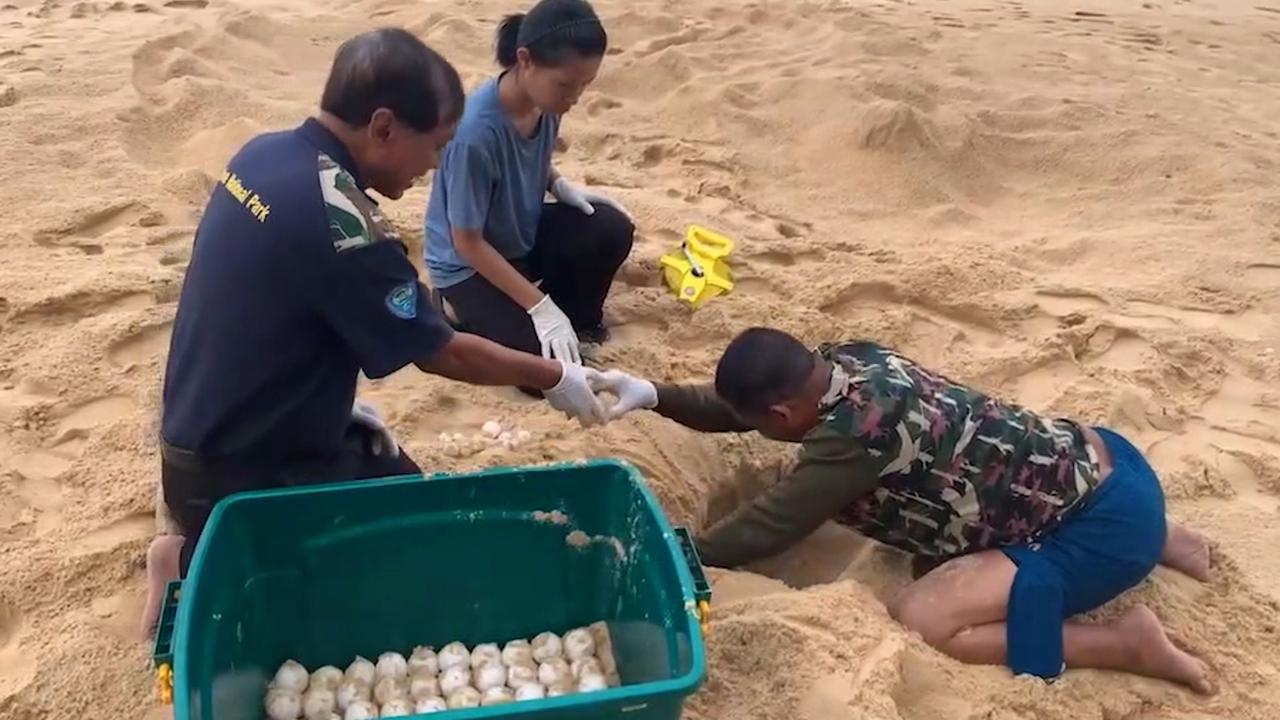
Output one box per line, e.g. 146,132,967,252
2,0,1279,718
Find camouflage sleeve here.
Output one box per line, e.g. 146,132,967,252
693,422,879,568
653,383,754,433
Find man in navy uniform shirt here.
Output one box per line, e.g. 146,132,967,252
140,29,609,635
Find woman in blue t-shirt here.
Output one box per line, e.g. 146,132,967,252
424,0,634,375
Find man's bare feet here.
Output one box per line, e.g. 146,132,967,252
1161,523,1212,582
140,535,184,641
1117,606,1214,694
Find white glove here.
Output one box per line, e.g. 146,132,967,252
543,360,606,427
550,176,634,222
585,369,658,421
528,295,582,365
351,399,399,458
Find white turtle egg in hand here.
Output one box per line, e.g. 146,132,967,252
446,687,481,709
373,677,408,706
475,660,506,692
409,673,439,700
345,657,376,687
437,642,470,672
439,666,471,697
481,687,515,706
563,628,596,661
502,639,533,667
470,642,501,668
343,699,378,720
375,652,408,682
407,646,438,676
273,659,310,694
302,687,337,720
531,632,563,662
515,683,546,701
379,698,414,718
538,657,570,687
335,679,370,711
414,696,448,714
507,662,538,688
310,666,343,692
578,672,608,693
265,688,302,720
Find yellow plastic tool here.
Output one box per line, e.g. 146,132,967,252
660,225,735,308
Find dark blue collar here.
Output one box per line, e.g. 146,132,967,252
295,117,368,191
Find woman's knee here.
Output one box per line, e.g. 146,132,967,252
887,589,957,647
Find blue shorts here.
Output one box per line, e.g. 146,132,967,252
1001,427,1167,679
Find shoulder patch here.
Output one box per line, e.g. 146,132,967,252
318,153,401,253
385,281,418,320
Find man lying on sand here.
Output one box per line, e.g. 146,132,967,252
590,327,1215,693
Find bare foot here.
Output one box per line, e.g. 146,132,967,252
1118,606,1214,695
139,535,184,641
1161,523,1212,582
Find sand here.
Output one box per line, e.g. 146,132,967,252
1,0,1279,717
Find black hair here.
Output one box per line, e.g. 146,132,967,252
714,328,817,416
320,27,465,132
495,0,607,69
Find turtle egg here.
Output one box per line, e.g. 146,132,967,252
407,646,438,676
531,632,563,662
571,657,602,679
375,652,408,682
502,639,533,667
538,657,570,687
273,659,310,694
515,683,546,701
507,662,538,688
563,628,596,661
302,687,337,720
343,700,378,720
265,688,302,720
446,687,482,709
310,666,343,692
470,642,502,668
482,420,503,438
546,679,574,697
335,679,370,711
409,673,439,700
414,696,448,714
475,660,506,692
578,672,608,693
439,666,471,697
379,698,414,718
481,687,515,706
373,677,408,706
437,642,470,672
345,657,376,687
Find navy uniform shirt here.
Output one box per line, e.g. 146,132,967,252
160,118,454,462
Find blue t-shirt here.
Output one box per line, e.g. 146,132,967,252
423,75,562,288
160,118,454,461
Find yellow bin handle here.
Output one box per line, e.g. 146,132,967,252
156,663,174,705
698,600,711,636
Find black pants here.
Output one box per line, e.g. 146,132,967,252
439,202,634,355
161,422,422,576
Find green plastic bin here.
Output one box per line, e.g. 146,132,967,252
155,459,711,719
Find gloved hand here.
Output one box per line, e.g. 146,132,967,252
544,360,606,427
351,399,399,458
585,369,658,421
528,295,582,365
550,176,634,222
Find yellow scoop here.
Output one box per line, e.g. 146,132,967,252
660,225,735,308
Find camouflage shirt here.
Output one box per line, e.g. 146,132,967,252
655,340,1102,567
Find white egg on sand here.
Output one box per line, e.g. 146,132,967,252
310,666,343,692
437,642,470,672
302,687,337,720
578,672,608,693
439,665,471,697
506,662,538,689
335,679,371,711
273,659,310,694
563,628,596,661
265,688,302,720
538,657,570,687
373,676,409,706
515,683,546,701
502,639,533,667
446,686,482,709
474,659,506,692
531,632,563,663
345,657,376,687
379,698,415,718
481,686,515,706
482,420,503,438
375,652,408,682
408,673,440,700
407,646,438,676
414,696,448,714
343,699,378,720
470,642,502,668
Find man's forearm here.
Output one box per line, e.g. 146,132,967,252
416,333,560,389
653,384,754,433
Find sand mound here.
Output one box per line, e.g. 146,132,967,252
3,0,1280,718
